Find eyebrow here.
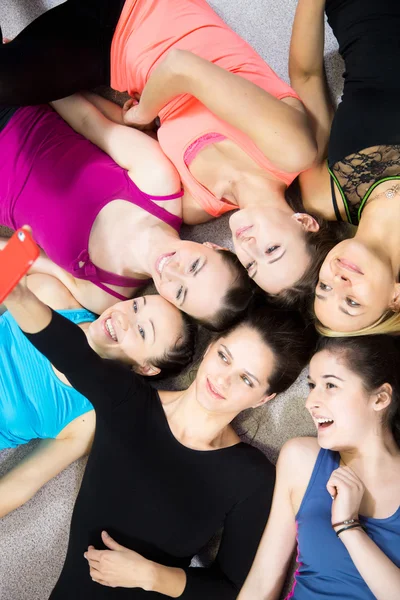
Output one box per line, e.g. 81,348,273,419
221,345,260,385
268,250,286,265
149,319,155,344
143,296,146,306
322,374,344,381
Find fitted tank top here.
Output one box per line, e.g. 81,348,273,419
287,448,400,599
0,308,96,449
0,106,183,300
110,0,301,218
325,0,400,226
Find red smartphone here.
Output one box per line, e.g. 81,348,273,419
0,229,40,303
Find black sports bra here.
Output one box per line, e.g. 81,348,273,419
328,145,400,225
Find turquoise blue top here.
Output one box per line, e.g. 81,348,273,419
287,448,400,599
0,308,96,449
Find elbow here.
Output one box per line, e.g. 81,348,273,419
282,138,318,174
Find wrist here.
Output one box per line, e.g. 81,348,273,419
150,561,186,597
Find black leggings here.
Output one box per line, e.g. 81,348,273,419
0,0,125,106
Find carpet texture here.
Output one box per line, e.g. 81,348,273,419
0,1,343,598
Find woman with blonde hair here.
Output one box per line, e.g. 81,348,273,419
288,0,400,336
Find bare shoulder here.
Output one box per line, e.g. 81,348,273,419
298,161,338,220
27,273,81,310
278,437,320,478
56,410,96,453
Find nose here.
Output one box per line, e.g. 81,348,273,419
305,388,321,411
240,236,260,258
115,311,129,332
330,261,352,287
216,371,230,391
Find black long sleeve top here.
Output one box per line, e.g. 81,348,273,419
25,311,275,599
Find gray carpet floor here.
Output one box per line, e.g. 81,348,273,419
0,1,343,598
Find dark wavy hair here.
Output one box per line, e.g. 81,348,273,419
221,293,317,394
198,249,256,332
315,335,400,448
267,179,354,314
147,311,197,379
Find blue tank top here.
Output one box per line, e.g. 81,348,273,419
288,448,400,599
0,308,96,449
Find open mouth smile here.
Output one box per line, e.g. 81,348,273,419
156,252,176,277
103,317,118,342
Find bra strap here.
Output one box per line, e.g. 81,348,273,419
330,174,343,222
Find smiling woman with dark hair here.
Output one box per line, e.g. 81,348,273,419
2,280,314,599
238,334,400,600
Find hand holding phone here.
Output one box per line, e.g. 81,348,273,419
0,228,40,303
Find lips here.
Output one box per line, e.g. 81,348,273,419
235,225,253,240
337,258,364,275
155,252,175,277
206,378,225,400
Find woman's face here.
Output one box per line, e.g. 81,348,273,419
151,241,237,320
306,350,377,450
87,295,185,375
315,239,399,332
195,325,276,415
229,206,317,294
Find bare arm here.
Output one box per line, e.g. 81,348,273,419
289,0,333,162
51,93,181,196
238,443,300,599
0,435,91,518
123,49,317,173
338,530,400,600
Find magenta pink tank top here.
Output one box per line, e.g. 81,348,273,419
0,106,183,300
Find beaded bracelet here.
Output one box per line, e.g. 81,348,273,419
332,518,359,529
336,523,364,537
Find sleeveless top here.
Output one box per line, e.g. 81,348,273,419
325,0,400,226
0,105,183,301
0,309,96,449
287,448,400,599
110,0,301,218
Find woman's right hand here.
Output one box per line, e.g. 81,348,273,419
122,97,157,131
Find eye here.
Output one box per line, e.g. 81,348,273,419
133,300,138,313
319,281,332,292
176,285,184,301
266,246,280,254
307,382,316,390
138,325,145,340
189,258,200,273
245,261,255,273
241,375,254,388
346,297,360,307
218,350,228,363
326,382,337,390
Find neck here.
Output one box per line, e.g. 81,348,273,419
236,176,290,211
340,432,400,476
358,200,400,275
124,224,180,277
165,382,239,450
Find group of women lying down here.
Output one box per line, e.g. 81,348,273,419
0,0,400,598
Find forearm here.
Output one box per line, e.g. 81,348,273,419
3,283,52,334
81,92,125,125
289,0,326,81
339,528,400,600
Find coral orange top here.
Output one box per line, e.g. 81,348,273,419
111,0,301,217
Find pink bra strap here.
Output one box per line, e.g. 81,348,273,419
92,281,132,302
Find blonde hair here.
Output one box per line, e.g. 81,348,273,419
316,310,400,338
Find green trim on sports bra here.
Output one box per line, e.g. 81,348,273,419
327,160,400,225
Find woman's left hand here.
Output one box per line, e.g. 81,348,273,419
84,531,155,590
327,466,365,526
